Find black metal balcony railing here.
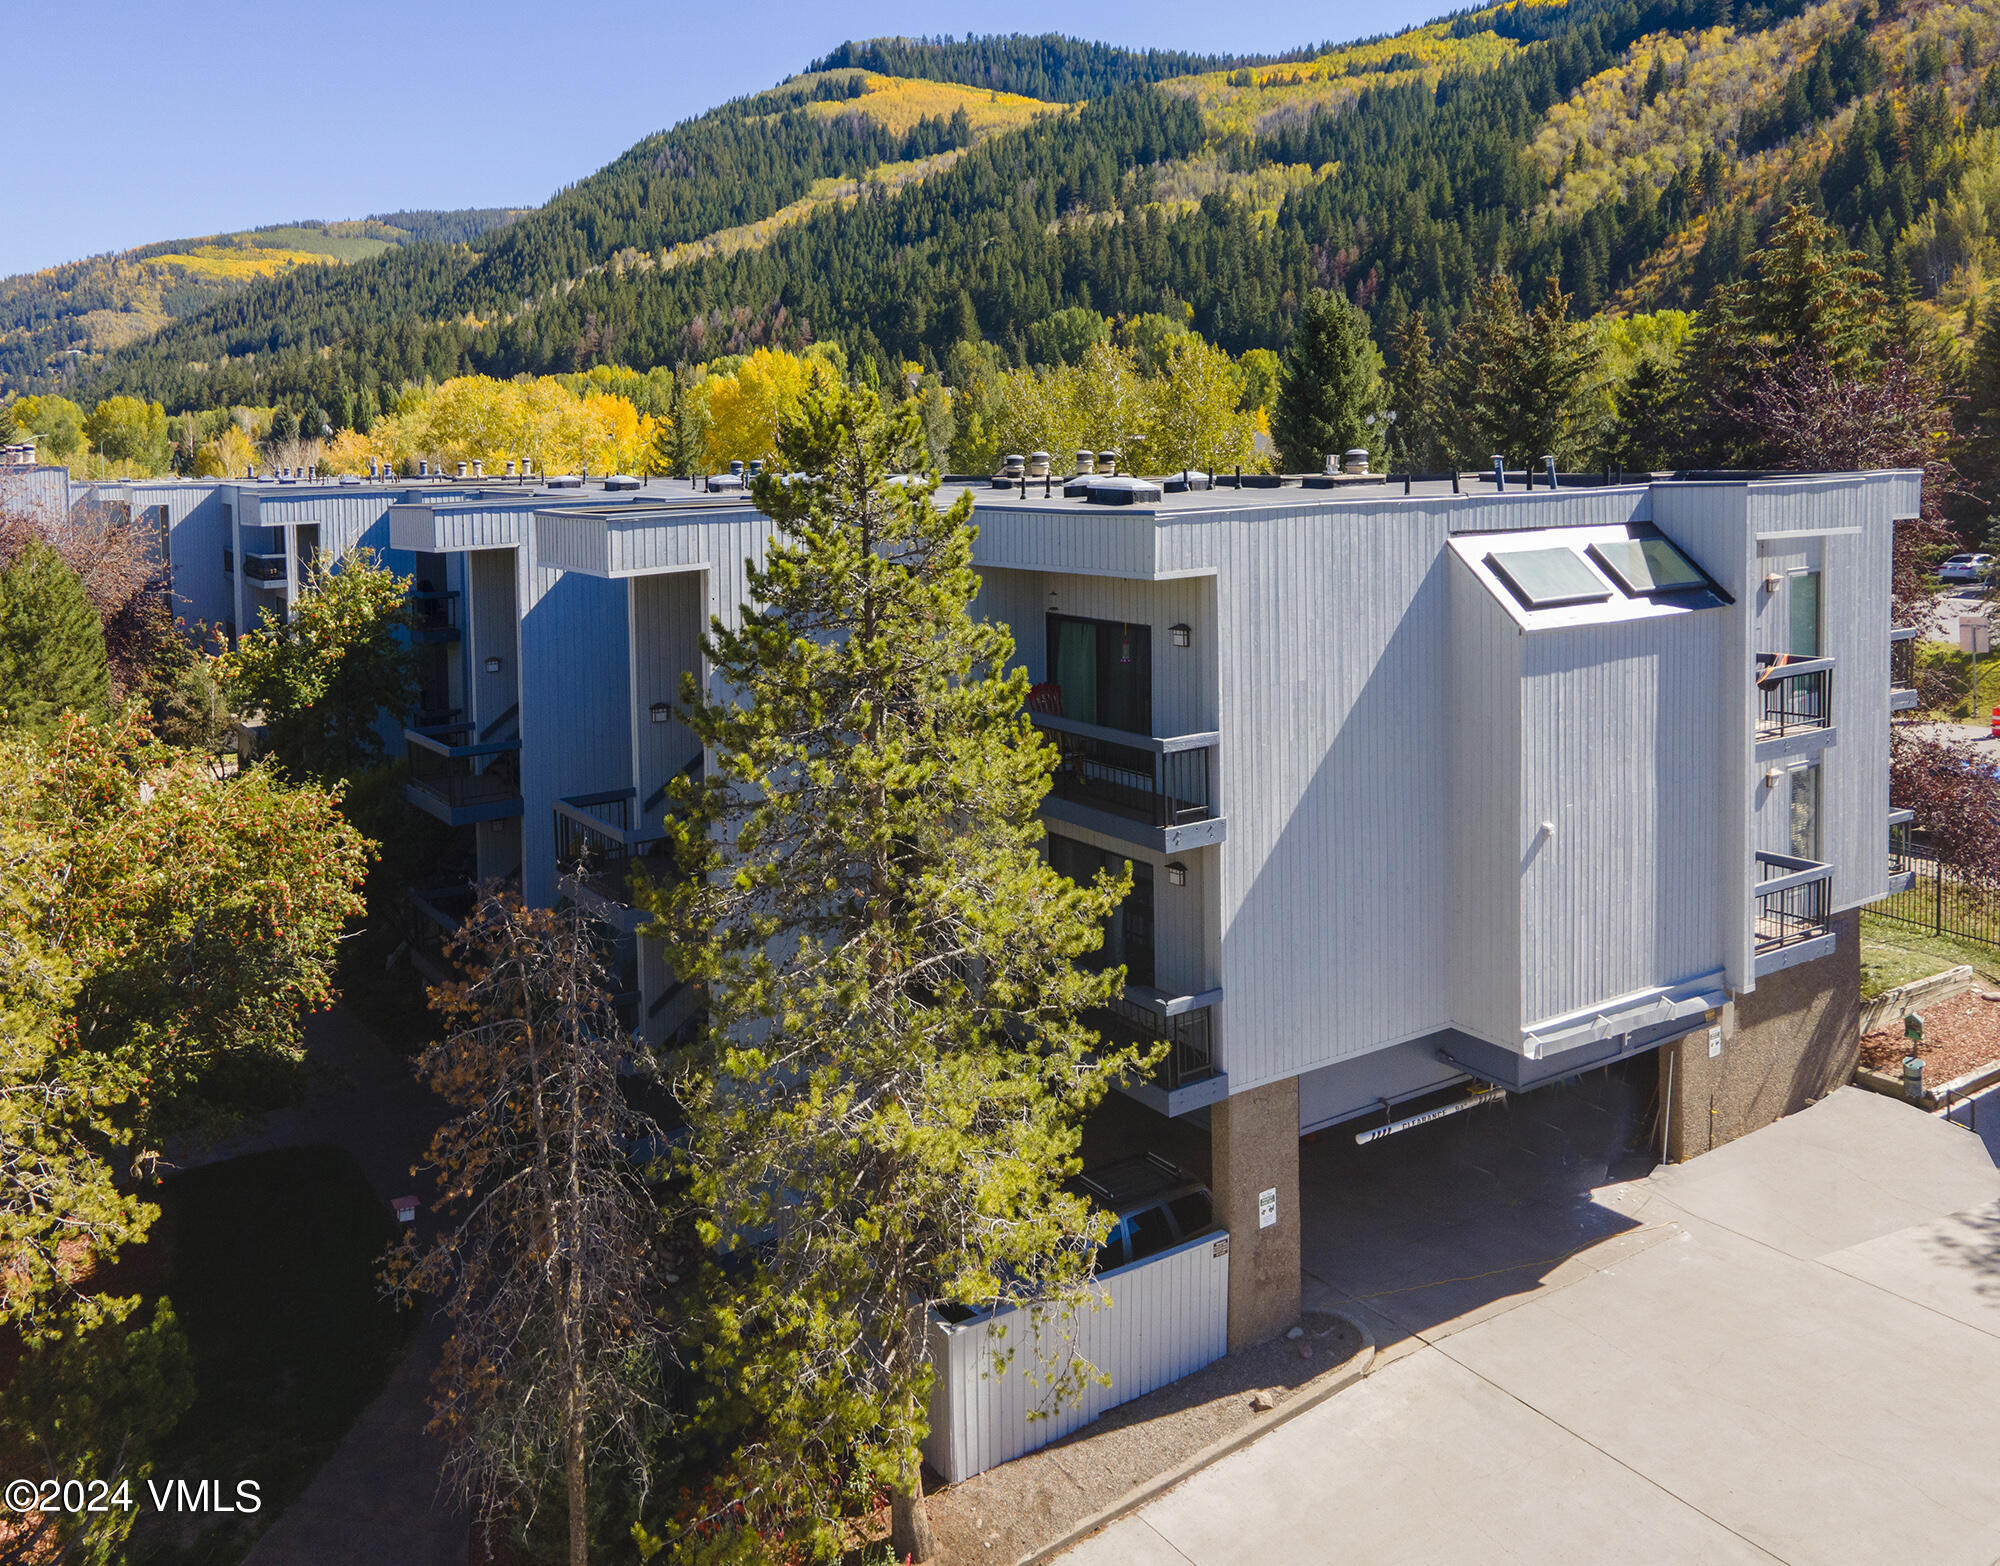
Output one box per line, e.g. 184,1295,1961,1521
410,590,461,644
1755,850,1833,953
1755,655,1835,738
1089,988,1219,1092
1890,809,1916,885
241,551,287,582
407,882,476,983
554,789,676,909
1889,626,1918,691
406,723,521,809
1029,712,1217,829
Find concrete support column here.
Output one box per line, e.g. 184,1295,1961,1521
1211,1076,1300,1351
1659,909,1861,1161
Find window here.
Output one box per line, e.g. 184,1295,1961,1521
1168,1191,1214,1239
294,524,322,581
1789,572,1821,657
1047,834,1154,988
1048,614,1151,734
1587,536,1708,596
1789,764,1821,861
1486,548,1612,610
1126,1205,1176,1264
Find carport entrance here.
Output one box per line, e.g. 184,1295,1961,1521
1299,1059,1661,1358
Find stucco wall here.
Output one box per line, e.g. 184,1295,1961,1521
1659,910,1862,1161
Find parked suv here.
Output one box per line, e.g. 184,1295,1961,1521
1073,1154,1217,1273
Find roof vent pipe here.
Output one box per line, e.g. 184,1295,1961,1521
1491,455,1505,494
1344,448,1369,475
1097,449,1118,475
456,461,468,479
368,458,379,479
419,460,429,477
1028,450,1050,479
472,459,483,478
1076,449,1094,477
1543,454,1558,489
505,460,517,478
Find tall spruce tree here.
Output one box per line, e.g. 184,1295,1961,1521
1384,310,1449,471
0,539,110,735
1443,273,1527,466
1511,278,1602,468
1273,287,1375,473
649,379,1147,1562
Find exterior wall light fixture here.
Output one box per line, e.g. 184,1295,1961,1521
1165,861,1187,887
1170,623,1192,648
649,701,674,724
485,655,504,674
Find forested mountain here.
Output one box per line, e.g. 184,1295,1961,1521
0,209,522,394
26,4,2000,419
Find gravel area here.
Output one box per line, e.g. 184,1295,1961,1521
1859,986,2000,1083
877,1310,1365,1564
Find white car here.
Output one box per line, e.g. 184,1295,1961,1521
1939,553,1995,583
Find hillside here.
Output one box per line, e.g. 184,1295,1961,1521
33,6,2000,417
0,209,524,393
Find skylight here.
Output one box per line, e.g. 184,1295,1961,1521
1588,536,1708,597
1485,547,1612,610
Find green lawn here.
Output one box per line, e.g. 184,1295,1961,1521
1912,636,2000,721
1859,909,2000,1001
135,1145,417,1565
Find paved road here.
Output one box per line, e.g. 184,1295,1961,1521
175,1004,468,1566
1062,1090,2000,1566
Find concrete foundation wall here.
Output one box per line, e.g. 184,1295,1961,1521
1211,1077,1300,1350
1659,910,1861,1161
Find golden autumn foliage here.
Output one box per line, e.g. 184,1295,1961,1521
316,375,659,476
701,347,841,468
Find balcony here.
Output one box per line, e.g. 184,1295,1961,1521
404,723,522,825
554,789,677,931
1888,809,1917,896
1890,626,1920,713
241,551,287,583
1090,984,1228,1117
410,590,461,644
1754,850,1834,976
1755,654,1835,755
1030,712,1225,853
406,882,476,985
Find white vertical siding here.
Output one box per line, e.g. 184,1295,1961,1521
1516,613,1729,1026
923,1231,1229,1484
1449,558,1525,1047
1212,505,1455,1090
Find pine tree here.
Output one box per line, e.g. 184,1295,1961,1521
1443,273,1527,466
0,539,110,735
1273,287,1375,473
650,379,1143,1562
1511,278,1602,467
1385,310,1449,471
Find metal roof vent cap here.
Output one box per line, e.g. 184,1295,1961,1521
472,459,484,478
1028,450,1050,478
1076,448,1095,476
1096,448,1119,475
1343,448,1370,475
456,461,469,478
419,460,429,477
1084,476,1162,505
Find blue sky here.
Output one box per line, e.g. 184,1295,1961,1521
3,0,1440,278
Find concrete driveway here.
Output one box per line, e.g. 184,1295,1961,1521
1061,1089,2000,1566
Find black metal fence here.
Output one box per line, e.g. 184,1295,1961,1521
1871,846,2000,948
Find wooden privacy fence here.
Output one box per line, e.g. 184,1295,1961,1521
923,1229,1230,1485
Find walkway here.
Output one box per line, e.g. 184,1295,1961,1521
1062,1089,2000,1566
175,1003,468,1566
